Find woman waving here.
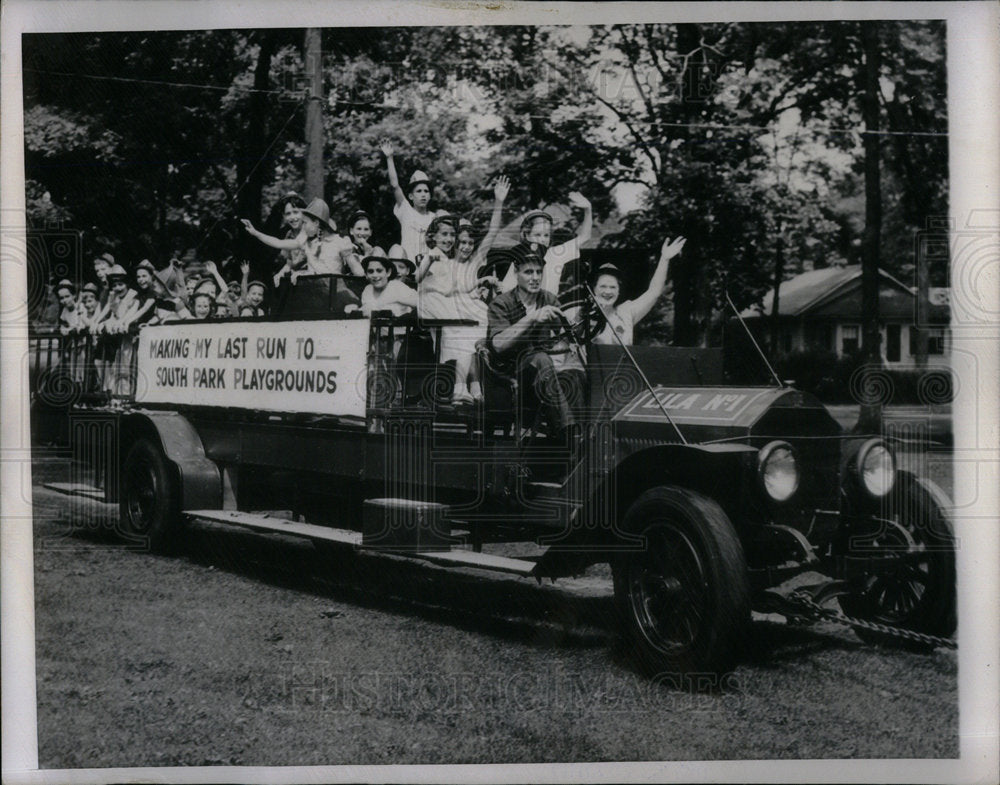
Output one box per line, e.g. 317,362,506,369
592,236,686,346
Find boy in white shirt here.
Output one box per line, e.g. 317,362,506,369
379,139,445,262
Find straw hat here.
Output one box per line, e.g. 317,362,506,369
519,209,553,235
362,255,398,279
301,198,337,233
407,170,431,190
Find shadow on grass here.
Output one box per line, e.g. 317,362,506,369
179,521,617,653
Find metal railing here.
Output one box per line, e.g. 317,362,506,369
30,329,139,407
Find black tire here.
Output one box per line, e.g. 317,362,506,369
612,486,751,678
839,474,956,649
119,438,181,553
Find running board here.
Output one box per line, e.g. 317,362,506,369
375,548,538,576
184,509,538,577
184,509,362,546
43,482,107,501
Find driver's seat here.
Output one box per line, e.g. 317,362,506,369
475,339,519,438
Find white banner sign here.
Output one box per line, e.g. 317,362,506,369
135,319,369,417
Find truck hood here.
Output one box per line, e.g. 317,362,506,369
611,386,840,443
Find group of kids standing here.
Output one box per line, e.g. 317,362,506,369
48,139,685,406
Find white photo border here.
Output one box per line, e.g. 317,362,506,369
2,2,997,783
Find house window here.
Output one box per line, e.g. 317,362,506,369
886,324,901,362
805,323,833,351
909,326,948,356
927,327,946,355
841,324,860,355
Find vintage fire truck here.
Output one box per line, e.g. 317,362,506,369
44,274,956,677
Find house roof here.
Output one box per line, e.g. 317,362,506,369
739,265,944,320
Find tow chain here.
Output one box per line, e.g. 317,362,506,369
788,589,958,650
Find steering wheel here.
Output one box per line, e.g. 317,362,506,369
557,284,609,345
537,299,608,354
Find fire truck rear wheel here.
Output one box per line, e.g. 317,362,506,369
120,438,181,554
612,486,750,680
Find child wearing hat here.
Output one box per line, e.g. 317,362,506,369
95,264,139,396
92,252,115,308
387,245,417,288
380,139,446,262
589,236,686,346
499,191,593,298
242,198,358,282
55,280,85,335
79,282,100,326
240,280,268,317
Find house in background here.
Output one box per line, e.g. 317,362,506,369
740,265,950,366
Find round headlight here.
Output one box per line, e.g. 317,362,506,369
758,441,799,502
857,439,895,498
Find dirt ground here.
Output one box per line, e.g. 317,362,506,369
30,451,958,768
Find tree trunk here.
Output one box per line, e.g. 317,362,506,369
236,32,276,275
915,241,929,367
304,28,325,201
770,226,785,355
855,22,884,434
671,23,702,347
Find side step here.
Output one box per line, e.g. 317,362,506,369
42,482,107,501
184,509,362,546
389,549,537,576
183,509,538,577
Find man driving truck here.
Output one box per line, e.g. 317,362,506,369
487,244,584,447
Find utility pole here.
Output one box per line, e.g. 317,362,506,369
855,21,884,433
304,28,324,201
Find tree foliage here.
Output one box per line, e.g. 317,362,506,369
23,22,947,339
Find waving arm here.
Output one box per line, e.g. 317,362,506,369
241,219,304,250
380,139,407,207
626,236,686,323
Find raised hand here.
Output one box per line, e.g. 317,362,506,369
240,218,255,233
379,139,394,157
240,261,250,276
493,175,511,202
660,236,686,260
566,191,591,209
205,260,218,274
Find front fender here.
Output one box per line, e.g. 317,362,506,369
121,410,221,510
534,443,758,577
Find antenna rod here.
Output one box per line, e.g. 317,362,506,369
585,284,688,445
725,291,783,387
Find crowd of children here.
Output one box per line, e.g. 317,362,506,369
35,139,684,406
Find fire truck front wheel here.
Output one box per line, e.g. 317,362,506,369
120,438,181,554
612,486,751,680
